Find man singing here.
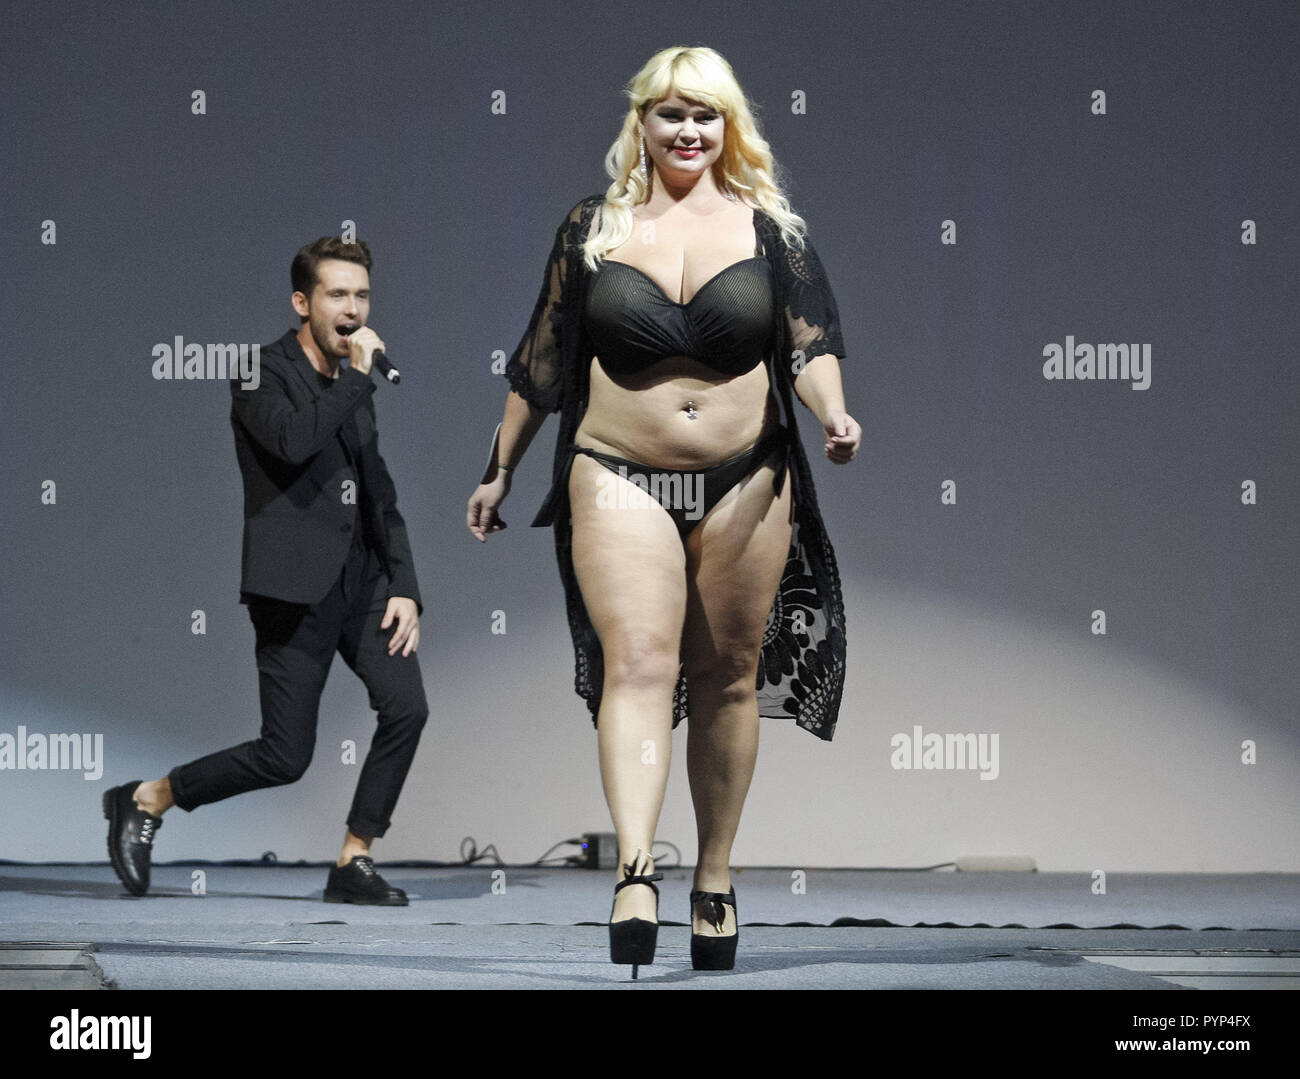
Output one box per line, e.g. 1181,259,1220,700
103,237,429,905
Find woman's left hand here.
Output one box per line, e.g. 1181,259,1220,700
822,409,861,464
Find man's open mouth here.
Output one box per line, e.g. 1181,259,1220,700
337,324,359,336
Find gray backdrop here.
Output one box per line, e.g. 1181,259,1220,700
2,0,1296,872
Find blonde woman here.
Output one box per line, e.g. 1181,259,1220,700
468,46,860,975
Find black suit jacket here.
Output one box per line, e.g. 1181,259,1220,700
230,329,422,613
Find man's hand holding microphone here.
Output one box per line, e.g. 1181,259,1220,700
341,324,400,383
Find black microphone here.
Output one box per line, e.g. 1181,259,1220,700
371,349,401,385
338,325,400,384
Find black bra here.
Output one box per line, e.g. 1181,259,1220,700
584,255,774,377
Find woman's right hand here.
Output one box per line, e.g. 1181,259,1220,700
467,472,512,542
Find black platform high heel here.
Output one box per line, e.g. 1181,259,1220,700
690,887,738,971
609,853,663,980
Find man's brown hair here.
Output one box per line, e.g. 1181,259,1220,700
291,236,373,297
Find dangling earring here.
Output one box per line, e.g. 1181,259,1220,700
639,137,649,182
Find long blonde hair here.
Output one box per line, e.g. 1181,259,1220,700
581,45,808,271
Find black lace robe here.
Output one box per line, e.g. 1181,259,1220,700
505,194,848,740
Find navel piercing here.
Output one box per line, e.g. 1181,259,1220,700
684,400,699,420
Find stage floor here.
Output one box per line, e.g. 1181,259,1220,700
2,864,1296,990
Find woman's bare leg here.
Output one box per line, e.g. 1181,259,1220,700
569,453,686,922
682,451,793,934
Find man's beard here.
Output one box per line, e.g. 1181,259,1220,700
315,318,348,358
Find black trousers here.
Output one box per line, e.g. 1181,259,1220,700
168,539,429,839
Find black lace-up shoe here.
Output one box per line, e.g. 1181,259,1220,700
323,855,408,906
102,782,162,896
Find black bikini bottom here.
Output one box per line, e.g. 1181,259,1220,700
570,427,791,538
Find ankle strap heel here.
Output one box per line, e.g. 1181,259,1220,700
609,857,663,979
690,887,738,971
